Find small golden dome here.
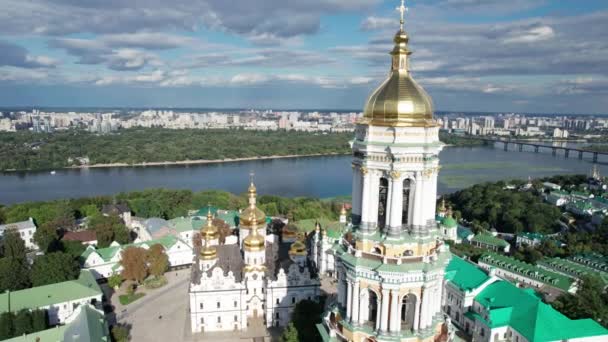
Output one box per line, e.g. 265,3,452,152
239,179,267,227
283,225,298,238
243,212,265,252
200,240,217,260
244,229,265,252
361,22,435,127
201,208,219,241
289,240,307,256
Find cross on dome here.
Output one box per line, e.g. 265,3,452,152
397,0,409,30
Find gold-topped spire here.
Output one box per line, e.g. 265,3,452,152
201,204,219,241
360,0,435,128
397,0,408,31
240,174,267,227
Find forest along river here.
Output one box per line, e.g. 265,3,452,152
2,144,608,205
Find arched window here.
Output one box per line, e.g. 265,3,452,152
401,294,417,332
378,177,389,228
368,291,378,324
402,179,411,225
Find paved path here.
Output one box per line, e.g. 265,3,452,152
114,269,273,341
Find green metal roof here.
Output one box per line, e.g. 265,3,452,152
83,235,181,263
444,256,490,291
3,304,109,342
457,226,473,240
479,253,574,291
0,270,102,313
473,281,608,341
472,232,509,248
539,257,608,288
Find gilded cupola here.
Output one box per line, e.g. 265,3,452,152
200,207,219,241
289,239,307,257
239,179,267,228
200,239,217,260
243,216,266,252
360,0,435,128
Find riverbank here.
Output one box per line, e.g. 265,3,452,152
64,152,350,170
2,152,350,172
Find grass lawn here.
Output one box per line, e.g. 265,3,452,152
119,292,146,305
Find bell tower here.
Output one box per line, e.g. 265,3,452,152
324,2,452,341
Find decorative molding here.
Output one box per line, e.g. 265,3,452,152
360,167,369,175
389,170,401,180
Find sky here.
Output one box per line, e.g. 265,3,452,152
0,0,607,114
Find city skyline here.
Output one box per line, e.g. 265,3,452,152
1,0,607,114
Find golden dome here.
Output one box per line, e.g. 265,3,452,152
200,240,217,260
361,20,435,127
283,225,298,238
340,204,347,215
243,213,265,252
200,208,219,241
289,240,307,256
244,229,265,252
239,180,267,227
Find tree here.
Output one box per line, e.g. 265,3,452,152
60,240,87,260
89,214,129,248
30,252,80,286
111,324,130,342
552,275,608,328
291,299,323,342
13,309,33,336
1,228,27,259
31,310,47,332
0,312,14,340
281,322,299,342
121,247,148,284
146,244,169,278
108,274,123,289
80,204,100,218
0,258,30,291
34,220,60,253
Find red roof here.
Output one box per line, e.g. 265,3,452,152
62,230,97,242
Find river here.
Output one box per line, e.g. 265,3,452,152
1,144,607,205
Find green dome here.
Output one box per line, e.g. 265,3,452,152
443,216,457,228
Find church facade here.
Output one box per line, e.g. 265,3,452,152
189,181,320,333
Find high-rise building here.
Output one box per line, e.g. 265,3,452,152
319,4,450,341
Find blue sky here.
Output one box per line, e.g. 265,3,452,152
1,0,607,114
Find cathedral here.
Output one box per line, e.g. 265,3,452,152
317,1,452,341
189,181,320,333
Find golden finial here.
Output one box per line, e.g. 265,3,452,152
397,0,408,31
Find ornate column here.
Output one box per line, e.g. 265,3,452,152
360,167,371,232
352,282,360,324
375,293,382,331
388,171,403,237
351,164,362,224
412,172,424,233
346,281,353,320
380,289,390,333
385,175,393,233
420,286,430,329
389,290,400,333
414,287,423,331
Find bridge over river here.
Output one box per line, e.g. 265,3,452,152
465,137,606,163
